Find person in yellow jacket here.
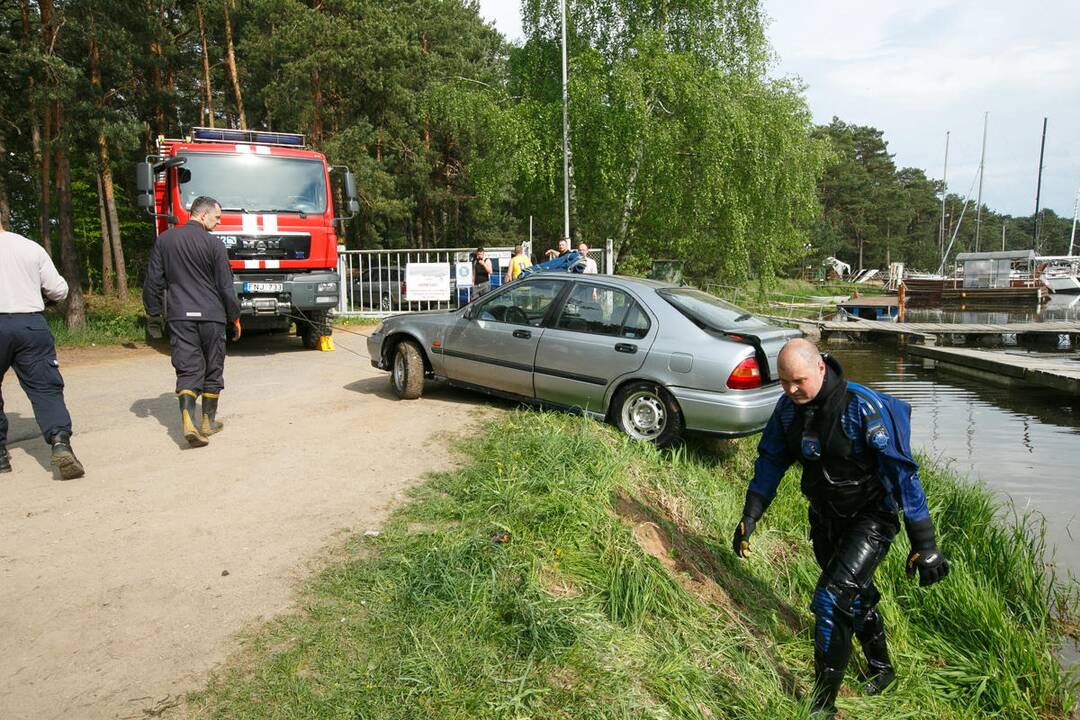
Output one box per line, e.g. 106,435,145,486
504,244,532,283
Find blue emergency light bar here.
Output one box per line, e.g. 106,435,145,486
190,127,305,147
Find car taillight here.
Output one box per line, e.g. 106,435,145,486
727,356,762,390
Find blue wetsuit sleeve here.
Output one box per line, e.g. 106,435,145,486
748,408,793,502
857,394,931,523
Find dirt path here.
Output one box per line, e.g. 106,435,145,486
0,330,493,720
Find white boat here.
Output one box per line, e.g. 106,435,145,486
1039,257,1080,294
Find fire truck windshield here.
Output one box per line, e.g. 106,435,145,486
177,151,328,215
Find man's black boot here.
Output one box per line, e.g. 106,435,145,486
809,659,844,720
178,391,209,448
49,432,85,480
0,445,11,473
201,393,223,436
857,609,896,695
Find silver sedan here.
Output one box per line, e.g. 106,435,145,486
366,275,801,446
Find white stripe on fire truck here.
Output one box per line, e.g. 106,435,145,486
241,213,258,234
235,144,252,153
254,145,271,155
263,214,278,233
265,260,280,269
244,260,260,269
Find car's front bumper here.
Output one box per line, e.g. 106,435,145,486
668,384,782,437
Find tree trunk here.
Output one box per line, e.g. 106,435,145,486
97,172,115,295
54,118,86,329
311,67,324,145
223,0,247,129
98,132,128,298
196,0,214,127
144,0,166,135
614,138,645,265
20,0,43,241
36,0,55,255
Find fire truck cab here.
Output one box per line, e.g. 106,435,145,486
135,127,359,348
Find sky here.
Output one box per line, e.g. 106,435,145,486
474,0,1080,219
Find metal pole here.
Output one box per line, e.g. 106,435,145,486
939,131,950,265
1067,187,1075,257
975,112,988,252
1002,221,1007,252
1034,116,1047,249
560,0,571,244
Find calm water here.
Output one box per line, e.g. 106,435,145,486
906,292,1080,323
826,344,1080,581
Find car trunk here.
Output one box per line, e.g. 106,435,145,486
702,325,802,382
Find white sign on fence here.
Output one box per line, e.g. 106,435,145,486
454,262,474,287
405,262,451,302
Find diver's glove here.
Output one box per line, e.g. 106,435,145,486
145,314,164,341
227,318,242,342
905,517,949,587
732,491,769,559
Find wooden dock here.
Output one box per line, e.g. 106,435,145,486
820,319,1080,347
906,345,1080,396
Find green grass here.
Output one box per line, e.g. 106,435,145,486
47,292,146,347
188,412,1078,719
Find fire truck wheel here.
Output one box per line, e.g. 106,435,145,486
300,310,331,349
391,340,424,400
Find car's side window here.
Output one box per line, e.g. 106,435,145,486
477,279,564,326
555,284,648,338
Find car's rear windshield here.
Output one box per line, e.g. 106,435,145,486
656,288,769,331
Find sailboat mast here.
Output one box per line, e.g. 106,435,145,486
939,131,950,266
975,112,988,252
1034,117,1047,250
1070,185,1079,257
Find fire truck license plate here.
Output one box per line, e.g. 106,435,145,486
244,282,284,294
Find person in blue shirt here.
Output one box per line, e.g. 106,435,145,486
732,339,949,719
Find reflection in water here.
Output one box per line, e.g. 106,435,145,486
906,293,1080,324
827,345,1080,581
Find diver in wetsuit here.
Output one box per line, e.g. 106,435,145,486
732,339,949,718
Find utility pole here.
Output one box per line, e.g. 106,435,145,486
975,112,988,252
939,131,950,265
1002,221,1007,252
1034,117,1047,250
560,0,571,245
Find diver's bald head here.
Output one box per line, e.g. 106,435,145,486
777,338,826,405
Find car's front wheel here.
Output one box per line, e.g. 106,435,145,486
391,340,424,399
612,382,684,448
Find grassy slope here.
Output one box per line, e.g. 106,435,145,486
190,412,1078,719
47,293,146,347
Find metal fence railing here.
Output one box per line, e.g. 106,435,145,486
336,245,610,318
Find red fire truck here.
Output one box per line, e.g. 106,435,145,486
135,127,359,348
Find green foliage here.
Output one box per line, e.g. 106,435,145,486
46,292,145,346
189,412,1077,719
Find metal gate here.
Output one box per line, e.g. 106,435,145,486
336,243,611,318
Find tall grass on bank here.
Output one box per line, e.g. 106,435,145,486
190,413,1078,719
46,292,145,347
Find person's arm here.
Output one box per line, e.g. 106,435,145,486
482,258,492,275
38,246,69,302
142,241,165,317
733,402,794,557
213,241,241,322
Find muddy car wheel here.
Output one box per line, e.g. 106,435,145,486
391,340,424,399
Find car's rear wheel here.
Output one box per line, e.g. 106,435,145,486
612,382,683,448
391,340,424,399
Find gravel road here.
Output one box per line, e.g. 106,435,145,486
0,328,492,719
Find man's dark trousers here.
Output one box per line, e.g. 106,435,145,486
168,320,226,394
0,313,73,445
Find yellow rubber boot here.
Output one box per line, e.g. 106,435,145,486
201,393,224,435
178,390,209,448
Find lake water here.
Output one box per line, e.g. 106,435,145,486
825,344,1080,580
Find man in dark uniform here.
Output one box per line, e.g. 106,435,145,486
143,196,241,448
0,229,84,479
732,338,949,718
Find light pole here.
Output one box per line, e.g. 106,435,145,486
561,0,571,245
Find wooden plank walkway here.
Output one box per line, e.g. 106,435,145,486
821,319,1080,343
907,345,1080,396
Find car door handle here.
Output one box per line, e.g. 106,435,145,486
513,329,532,339
614,343,637,354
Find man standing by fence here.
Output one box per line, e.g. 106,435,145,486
0,229,84,479
143,196,241,448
